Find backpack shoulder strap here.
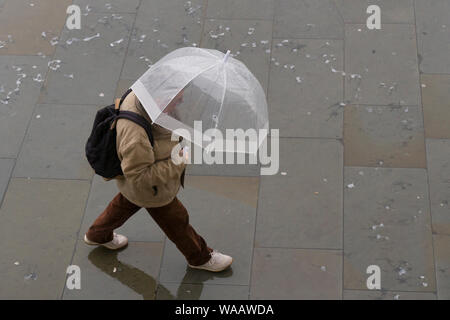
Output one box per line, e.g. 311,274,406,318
116,111,154,147
115,88,133,110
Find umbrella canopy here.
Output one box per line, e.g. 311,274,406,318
131,47,268,154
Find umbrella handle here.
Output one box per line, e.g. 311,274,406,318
223,50,231,63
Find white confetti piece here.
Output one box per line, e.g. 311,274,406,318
347,183,355,189
320,266,326,272
33,73,44,82
280,172,287,175
48,59,61,71
83,33,100,42
110,38,124,47
50,37,59,46
24,273,37,280
14,261,20,266
36,114,41,119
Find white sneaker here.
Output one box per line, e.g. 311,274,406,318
188,250,233,272
84,232,128,250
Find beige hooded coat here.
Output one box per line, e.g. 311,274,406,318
113,91,186,208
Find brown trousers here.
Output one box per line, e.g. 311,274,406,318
86,193,212,266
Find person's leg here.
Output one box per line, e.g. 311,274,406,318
86,192,141,243
146,197,212,266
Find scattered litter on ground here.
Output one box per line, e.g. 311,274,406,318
398,268,407,276
50,37,59,46
24,273,37,281
372,223,384,230
110,38,124,47
83,33,100,42
66,37,80,45
33,73,44,82
48,59,61,71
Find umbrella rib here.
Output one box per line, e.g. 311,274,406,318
215,65,227,129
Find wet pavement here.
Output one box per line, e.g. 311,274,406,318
0,0,449,300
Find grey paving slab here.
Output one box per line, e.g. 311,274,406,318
415,0,450,74
79,175,165,242
421,74,450,139
39,13,135,105
344,105,426,168
255,138,343,249
274,0,344,39
121,0,204,80
63,241,163,300
202,19,272,92
250,248,342,299
206,0,274,20
74,0,140,13
333,0,414,23
115,78,134,98
345,24,420,106
433,235,450,300
344,167,435,292
343,289,436,300
0,0,71,55
268,39,343,138
0,158,13,206
0,56,48,158
184,175,259,208
157,283,249,300
159,179,258,286
0,178,90,299
13,104,96,180
426,139,450,235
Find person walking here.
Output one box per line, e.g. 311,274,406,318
84,90,233,272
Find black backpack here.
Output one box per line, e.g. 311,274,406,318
85,88,154,179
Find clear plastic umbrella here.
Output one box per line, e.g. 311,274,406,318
131,47,268,154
